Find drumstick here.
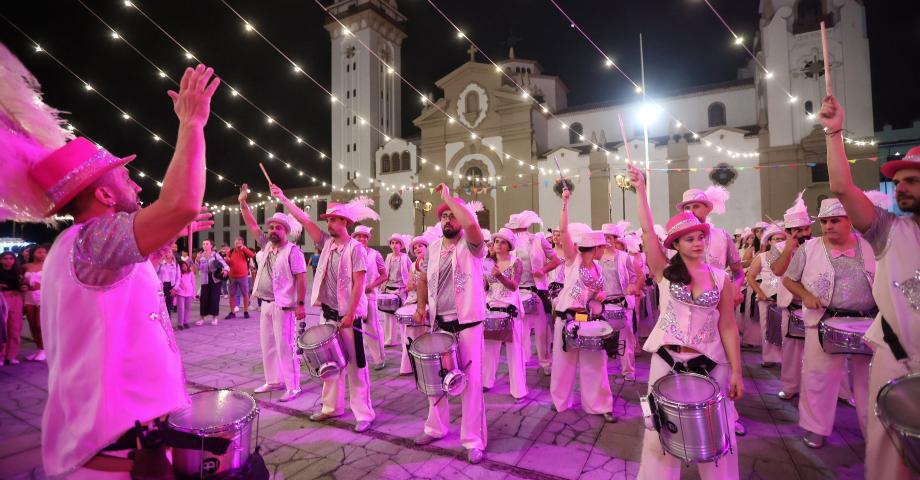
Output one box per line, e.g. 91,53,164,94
820,21,832,96
259,162,273,187
617,113,633,165
352,326,378,340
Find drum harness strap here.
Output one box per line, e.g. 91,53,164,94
434,315,481,333
321,304,367,369
880,316,910,362
521,285,552,313
487,304,519,319
655,347,717,376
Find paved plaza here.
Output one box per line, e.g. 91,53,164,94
1,299,867,479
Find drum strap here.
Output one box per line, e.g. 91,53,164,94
521,286,552,313
104,419,233,455
881,316,910,362
322,304,367,369
488,305,519,318
435,315,481,333
823,307,879,319
655,347,717,376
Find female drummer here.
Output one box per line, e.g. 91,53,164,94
483,228,528,400
550,187,616,422
382,234,413,347
745,224,787,368
629,163,743,479
599,224,641,381
399,233,433,375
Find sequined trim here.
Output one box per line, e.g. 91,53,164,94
807,272,833,306
893,269,920,313
667,218,701,237
47,148,124,204
669,282,720,308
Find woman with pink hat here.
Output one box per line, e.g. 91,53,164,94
381,233,413,348
397,228,438,375
744,224,787,368
628,163,744,479
549,187,616,423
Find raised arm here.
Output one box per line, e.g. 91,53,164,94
134,65,220,256
238,184,263,239
628,163,667,279
558,187,577,262
436,183,483,245
819,95,877,232
270,184,324,244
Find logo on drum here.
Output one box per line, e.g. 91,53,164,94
202,458,220,474
665,421,679,434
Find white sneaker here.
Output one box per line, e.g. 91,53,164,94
254,383,284,393
210,318,219,326
29,350,46,362
195,320,204,326
279,389,301,402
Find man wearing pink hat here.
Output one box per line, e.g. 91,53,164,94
412,183,488,464
782,197,876,449
381,233,413,348
239,190,308,403
0,64,220,477
272,186,379,433
352,225,388,370
820,95,920,478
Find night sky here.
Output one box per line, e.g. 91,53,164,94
2,0,918,242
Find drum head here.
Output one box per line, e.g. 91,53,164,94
878,374,920,435
826,317,873,333
604,303,624,312
300,323,337,347
568,320,612,337
395,305,417,317
520,291,534,301
378,293,398,300
411,332,455,355
169,390,258,435
486,311,510,319
655,373,719,404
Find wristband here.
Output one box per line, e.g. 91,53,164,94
824,128,842,137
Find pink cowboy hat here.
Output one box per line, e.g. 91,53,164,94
880,145,920,179
663,211,710,249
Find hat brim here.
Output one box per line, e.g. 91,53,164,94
46,154,136,216
319,213,353,222
266,218,291,232
675,199,713,212
492,235,515,250
880,160,920,179
663,223,710,250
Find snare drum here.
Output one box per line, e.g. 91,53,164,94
647,372,731,464
395,304,428,326
297,323,348,380
521,291,538,314
602,302,626,331
408,331,467,397
169,390,259,477
563,320,614,350
877,373,920,474
819,317,873,355
765,302,783,347
483,310,513,342
786,308,805,339
377,293,401,313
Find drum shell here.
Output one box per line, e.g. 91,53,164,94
819,317,873,355
409,332,463,396
652,373,731,464
483,312,511,332
169,391,258,477
602,303,627,331
395,305,429,326
377,294,401,313
765,302,783,346
521,292,539,314
876,373,920,474
563,320,614,351
297,324,349,379
787,309,806,339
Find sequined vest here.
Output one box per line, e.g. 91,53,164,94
310,237,368,317
486,255,524,313
426,237,486,325
758,251,781,298
554,256,605,312
799,236,875,328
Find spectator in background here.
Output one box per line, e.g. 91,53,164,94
0,251,25,365
173,260,196,330
196,239,229,326
226,237,255,319
171,242,181,263
157,251,180,314
309,247,321,277
18,244,33,267
219,243,231,298
22,244,48,362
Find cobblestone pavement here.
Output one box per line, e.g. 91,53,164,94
1,300,866,479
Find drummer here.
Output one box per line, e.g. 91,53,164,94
744,224,787,368
483,227,528,400
820,94,920,480
507,210,561,376
398,229,437,375
548,227,566,299
276,189,378,433
550,187,616,422
411,184,487,464
629,163,743,479
382,233,413,347
353,226,388,371
782,197,876,448
599,223,641,381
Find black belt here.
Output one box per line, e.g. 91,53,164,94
322,304,367,369
881,316,909,361
823,306,878,319
258,298,295,311
521,286,552,313
656,347,717,376
488,304,519,318
435,315,481,333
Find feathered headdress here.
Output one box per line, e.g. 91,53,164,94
704,186,730,216
783,189,812,228
620,234,641,254
321,195,379,223
506,210,542,229
653,224,668,242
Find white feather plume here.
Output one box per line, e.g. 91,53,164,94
467,200,485,214
621,234,641,253
0,43,72,149
786,189,808,215
653,224,668,241
285,213,303,241
704,186,730,216
865,190,892,210
347,195,379,222
615,220,630,233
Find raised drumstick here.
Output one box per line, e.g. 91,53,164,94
820,21,832,96
259,162,273,187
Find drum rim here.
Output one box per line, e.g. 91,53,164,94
652,372,724,409
564,320,614,336
298,323,339,349
168,389,259,435
877,372,920,437
409,331,458,358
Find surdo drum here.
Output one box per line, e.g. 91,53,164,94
819,317,874,355
644,372,732,464
168,389,259,477
297,323,348,380
408,331,467,397
876,373,920,474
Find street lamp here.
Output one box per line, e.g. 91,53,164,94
615,174,632,220
414,199,432,229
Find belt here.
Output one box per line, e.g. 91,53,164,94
881,316,909,361
656,347,716,376
823,307,879,319
435,315,480,333
521,286,552,312
258,298,295,311
488,304,519,318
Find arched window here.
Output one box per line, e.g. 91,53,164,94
569,122,583,144
465,90,480,113
401,151,411,171
708,102,727,127
381,153,391,173
804,100,814,115
465,166,483,180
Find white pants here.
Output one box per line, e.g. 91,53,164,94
758,301,782,364
738,291,762,346
423,323,487,451
522,295,552,369
619,308,637,376
866,345,920,480
364,302,386,365
320,317,376,422
798,327,870,437
382,311,402,346
549,319,613,414
400,324,429,374
638,351,740,480
483,317,528,398
259,302,301,391
780,309,804,394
